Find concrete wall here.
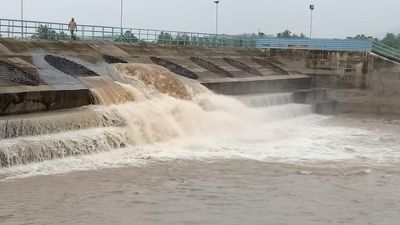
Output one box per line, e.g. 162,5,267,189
265,49,400,115
0,89,93,115
0,39,298,115
203,75,311,95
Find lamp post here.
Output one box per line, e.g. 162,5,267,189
120,0,124,40
214,1,220,36
21,0,24,37
309,4,314,39
21,0,24,21
120,0,123,29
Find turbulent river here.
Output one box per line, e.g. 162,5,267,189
1,64,400,225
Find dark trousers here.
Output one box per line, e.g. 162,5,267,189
70,30,76,40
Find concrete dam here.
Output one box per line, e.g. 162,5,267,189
0,38,400,173
2,37,400,225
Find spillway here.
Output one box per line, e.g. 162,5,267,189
0,63,314,169
1,63,399,181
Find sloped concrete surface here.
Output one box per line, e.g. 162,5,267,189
0,39,304,115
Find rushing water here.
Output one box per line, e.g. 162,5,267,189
1,63,400,224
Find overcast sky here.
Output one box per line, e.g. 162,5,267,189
1,0,399,38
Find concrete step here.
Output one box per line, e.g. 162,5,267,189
202,75,311,95
0,127,128,168
293,88,328,104
292,88,337,115
0,107,123,139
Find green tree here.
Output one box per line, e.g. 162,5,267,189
176,34,190,46
114,30,139,43
346,34,374,40
157,32,174,44
32,25,70,40
277,30,307,39
381,33,400,49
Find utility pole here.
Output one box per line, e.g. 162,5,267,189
21,0,24,21
309,4,314,39
214,1,220,36
21,0,24,37
120,0,123,29
120,0,124,41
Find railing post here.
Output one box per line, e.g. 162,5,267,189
12,20,14,38
33,22,37,39
82,25,85,40
7,20,10,38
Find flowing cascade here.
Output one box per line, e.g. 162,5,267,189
0,63,313,168
236,93,295,108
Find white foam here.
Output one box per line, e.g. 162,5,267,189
2,114,400,180
1,64,399,179
236,93,294,108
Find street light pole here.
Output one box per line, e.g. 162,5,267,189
309,4,314,39
214,1,220,36
120,0,123,29
21,0,24,37
120,0,123,40
21,0,24,21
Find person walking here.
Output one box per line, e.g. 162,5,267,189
68,18,78,40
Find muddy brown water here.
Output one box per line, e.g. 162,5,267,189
1,160,399,225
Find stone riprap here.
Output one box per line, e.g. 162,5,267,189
0,60,40,86
103,55,129,64
44,55,99,77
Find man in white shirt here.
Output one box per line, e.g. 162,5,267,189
68,18,77,40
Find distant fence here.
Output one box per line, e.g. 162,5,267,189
1,18,399,61
0,18,256,48
256,38,373,51
256,37,400,62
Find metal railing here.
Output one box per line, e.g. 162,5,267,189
1,18,399,61
371,41,400,62
256,38,373,51
256,37,400,62
0,18,256,48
